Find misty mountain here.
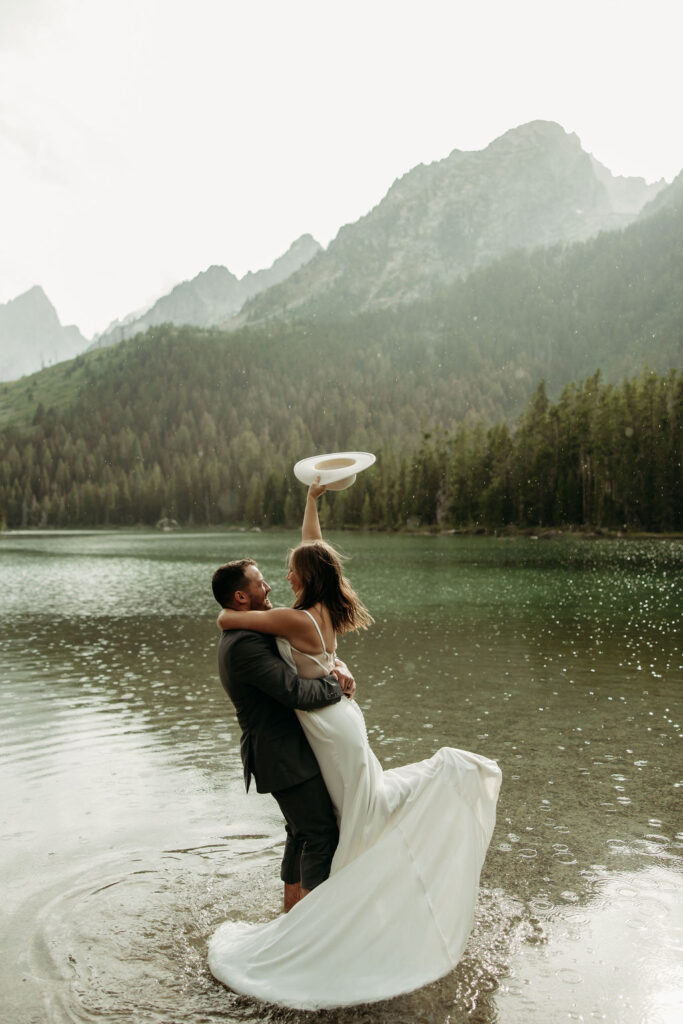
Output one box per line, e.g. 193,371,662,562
636,166,683,220
92,234,322,348
1,156,680,529
234,120,665,326
3,119,669,384
3,164,680,440
2,119,680,531
0,287,87,382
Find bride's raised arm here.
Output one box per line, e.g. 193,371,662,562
217,480,327,649
301,478,327,542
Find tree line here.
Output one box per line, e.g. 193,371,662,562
1,363,680,532
2,163,682,534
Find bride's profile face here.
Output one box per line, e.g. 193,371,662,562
286,561,302,595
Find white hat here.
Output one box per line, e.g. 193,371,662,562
293,451,376,491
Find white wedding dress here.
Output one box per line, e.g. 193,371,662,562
208,614,502,1009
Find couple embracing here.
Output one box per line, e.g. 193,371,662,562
209,478,502,1009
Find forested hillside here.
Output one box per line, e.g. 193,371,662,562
1,167,681,533
0,326,680,532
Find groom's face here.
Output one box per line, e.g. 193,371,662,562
242,563,272,610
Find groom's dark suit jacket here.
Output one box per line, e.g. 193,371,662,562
217,629,342,794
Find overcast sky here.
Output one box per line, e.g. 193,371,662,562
1,0,681,337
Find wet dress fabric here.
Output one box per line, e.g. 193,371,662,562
208,613,502,1009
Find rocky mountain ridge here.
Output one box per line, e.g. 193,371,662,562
234,121,665,326
91,233,322,348
1,120,673,380
0,235,322,380
0,287,86,382
2,180,680,530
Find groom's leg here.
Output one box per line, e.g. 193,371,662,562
284,881,302,912
280,823,303,911
273,773,338,902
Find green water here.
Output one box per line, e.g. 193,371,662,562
1,530,681,1023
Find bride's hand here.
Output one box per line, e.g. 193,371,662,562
308,475,327,501
302,474,325,541
332,658,356,699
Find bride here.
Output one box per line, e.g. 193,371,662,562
209,479,502,1009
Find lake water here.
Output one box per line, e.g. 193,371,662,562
1,529,681,1024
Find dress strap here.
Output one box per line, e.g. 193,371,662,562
300,608,327,655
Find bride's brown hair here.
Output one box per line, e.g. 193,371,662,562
288,541,374,635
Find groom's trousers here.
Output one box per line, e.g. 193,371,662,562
272,774,339,890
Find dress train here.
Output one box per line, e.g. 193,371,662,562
208,637,501,1008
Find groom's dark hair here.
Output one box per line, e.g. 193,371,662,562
212,558,256,607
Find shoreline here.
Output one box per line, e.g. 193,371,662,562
2,524,682,541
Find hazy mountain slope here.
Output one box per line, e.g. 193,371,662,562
407,184,683,391
0,287,87,382
2,138,679,530
2,173,680,448
589,155,665,215
235,121,665,326
92,234,321,348
636,167,683,220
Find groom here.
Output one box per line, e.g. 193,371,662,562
211,558,349,910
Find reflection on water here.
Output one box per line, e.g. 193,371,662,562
0,530,681,1023
494,867,683,1024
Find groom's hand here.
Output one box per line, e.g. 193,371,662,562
332,658,355,699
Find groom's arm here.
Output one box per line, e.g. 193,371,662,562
230,632,343,709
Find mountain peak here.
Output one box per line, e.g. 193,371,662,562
483,120,588,167
92,234,322,348
286,233,320,253
239,121,662,326
0,287,86,381
202,264,238,278
2,284,60,328
492,119,577,145
9,284,52,309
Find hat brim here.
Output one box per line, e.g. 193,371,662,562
293,451,376,491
